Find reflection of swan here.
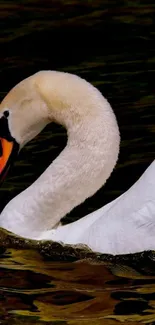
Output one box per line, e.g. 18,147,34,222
0,71,154,255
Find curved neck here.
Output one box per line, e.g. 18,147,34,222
0,71,120,238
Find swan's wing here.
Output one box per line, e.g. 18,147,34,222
77,160,155,254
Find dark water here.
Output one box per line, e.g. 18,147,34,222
1,233,155,324
0,0,155,323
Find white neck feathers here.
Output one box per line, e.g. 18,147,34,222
0,71,120,238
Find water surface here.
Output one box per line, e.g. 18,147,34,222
1,231,155,324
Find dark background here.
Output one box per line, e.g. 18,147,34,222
0,0,155,224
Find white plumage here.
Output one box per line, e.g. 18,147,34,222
0,70,154,255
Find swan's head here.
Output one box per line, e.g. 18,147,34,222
0,77,50,183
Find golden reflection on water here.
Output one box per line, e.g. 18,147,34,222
0,232,155,324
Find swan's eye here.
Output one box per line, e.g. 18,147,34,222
3,110,9,118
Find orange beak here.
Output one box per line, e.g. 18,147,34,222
0,138,14,173
0,137,19,183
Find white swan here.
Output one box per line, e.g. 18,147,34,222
0,70,154,255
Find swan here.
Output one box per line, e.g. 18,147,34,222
0,70,154,255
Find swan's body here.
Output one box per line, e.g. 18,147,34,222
0,70,154,255
42,160,155,255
